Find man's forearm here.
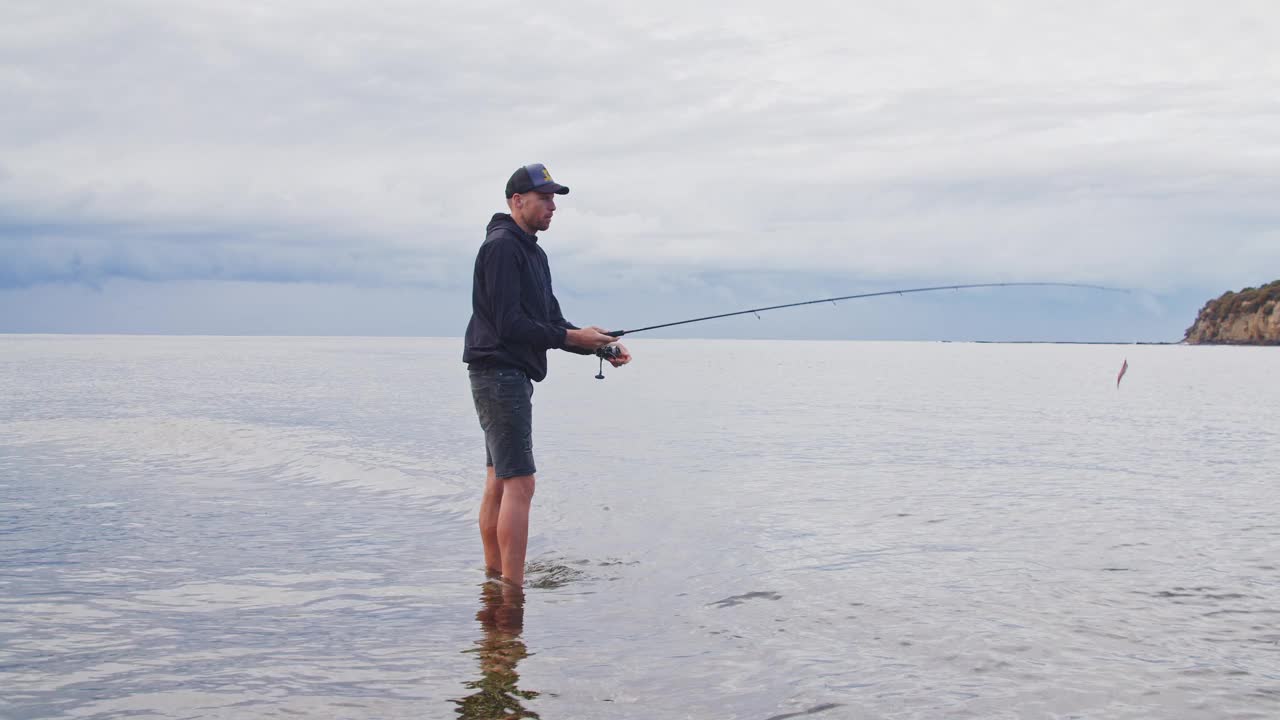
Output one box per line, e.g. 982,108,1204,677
564,327,615,352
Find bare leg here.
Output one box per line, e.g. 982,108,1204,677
479,466,503,575
496,474,535,586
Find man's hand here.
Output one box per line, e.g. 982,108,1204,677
565,326,616,351
605,343,631,368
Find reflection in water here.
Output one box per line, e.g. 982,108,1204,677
453,580,540,719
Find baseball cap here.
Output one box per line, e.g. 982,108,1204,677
505,163,570,198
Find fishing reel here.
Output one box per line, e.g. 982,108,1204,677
594,344,621,380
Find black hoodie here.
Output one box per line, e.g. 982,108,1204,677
462,213,589,381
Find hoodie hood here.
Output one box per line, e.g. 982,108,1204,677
487,213,537,243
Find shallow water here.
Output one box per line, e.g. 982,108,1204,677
1,335,1277,719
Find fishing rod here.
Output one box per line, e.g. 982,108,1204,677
592,281,1128,378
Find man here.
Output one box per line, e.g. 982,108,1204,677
463,163,631,587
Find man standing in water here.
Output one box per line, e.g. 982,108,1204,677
463,163,630,587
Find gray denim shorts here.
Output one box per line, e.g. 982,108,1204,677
469,367,536,478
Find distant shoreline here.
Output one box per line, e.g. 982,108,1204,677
968,340,1181,346
0,333,1199,345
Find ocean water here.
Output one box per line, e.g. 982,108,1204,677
1,335,1277,719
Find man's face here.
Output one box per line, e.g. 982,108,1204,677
516,191,556,232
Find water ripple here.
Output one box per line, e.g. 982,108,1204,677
2,336,1278,719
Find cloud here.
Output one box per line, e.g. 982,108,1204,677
1,0,1278,332
0,219,469,290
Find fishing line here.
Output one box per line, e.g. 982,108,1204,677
592,281,1128,378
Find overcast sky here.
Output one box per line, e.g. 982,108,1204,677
2,0,1277,341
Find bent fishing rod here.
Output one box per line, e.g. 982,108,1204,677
591,281,1128,378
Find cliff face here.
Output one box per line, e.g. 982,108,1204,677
1184,280,1280,345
